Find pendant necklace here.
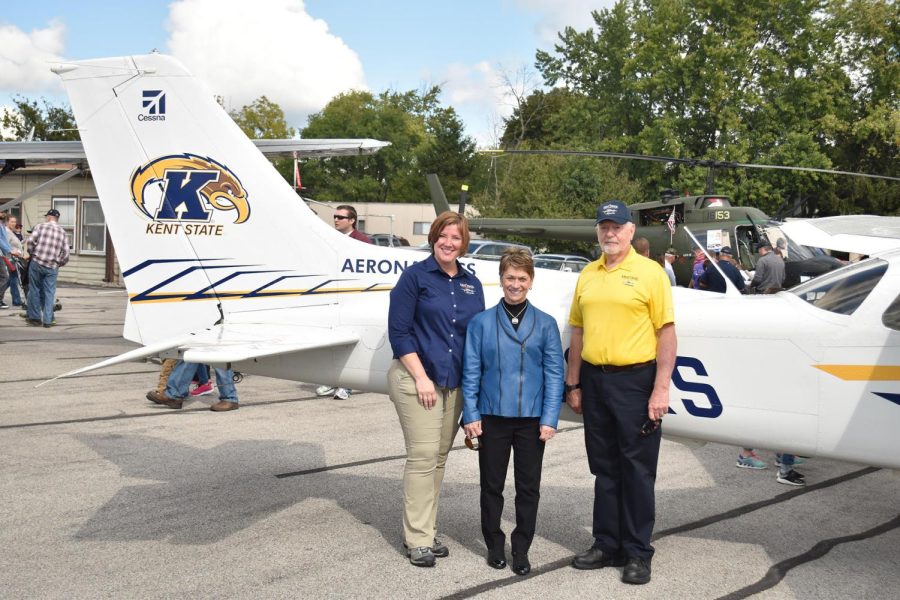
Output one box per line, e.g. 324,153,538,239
502,300,528,325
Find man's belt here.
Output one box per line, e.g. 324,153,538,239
596,359,656,373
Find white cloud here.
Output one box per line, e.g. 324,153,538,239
513,0,613,45
166,0,367,130
0,21,66,93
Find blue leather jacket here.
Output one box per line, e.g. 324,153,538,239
462,302,564,428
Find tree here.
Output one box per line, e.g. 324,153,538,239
530,0,898,216
299,87,476,203
0,96,79,141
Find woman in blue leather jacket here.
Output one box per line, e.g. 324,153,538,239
462,248,564,576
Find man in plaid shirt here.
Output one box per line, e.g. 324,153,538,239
25,209,70,327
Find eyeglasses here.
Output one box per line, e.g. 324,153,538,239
640,419,661,437
333,215,351,220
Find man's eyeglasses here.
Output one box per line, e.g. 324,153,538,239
640,419,661,437
333,215,351,220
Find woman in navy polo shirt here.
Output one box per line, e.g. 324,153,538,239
388,211,485,568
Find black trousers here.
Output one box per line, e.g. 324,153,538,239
479,415,545,555
581,361,660,560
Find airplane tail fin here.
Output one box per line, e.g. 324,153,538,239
55,54,384,344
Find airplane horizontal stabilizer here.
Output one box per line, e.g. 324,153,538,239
177,323,359,364
43,323,359,386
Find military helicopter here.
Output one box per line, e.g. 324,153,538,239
428,149,898,287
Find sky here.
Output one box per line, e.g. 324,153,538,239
0,0,616,146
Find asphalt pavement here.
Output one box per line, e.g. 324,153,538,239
1,285,898,599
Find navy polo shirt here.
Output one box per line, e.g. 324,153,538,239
388,254,485,388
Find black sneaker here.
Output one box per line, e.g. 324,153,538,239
0,301,8,309
776,469,806,486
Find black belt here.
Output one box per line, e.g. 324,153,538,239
595,359,656,373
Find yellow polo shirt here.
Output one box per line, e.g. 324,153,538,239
568,246,675,366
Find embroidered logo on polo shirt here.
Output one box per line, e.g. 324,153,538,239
459,282,477,295
621,274,638,287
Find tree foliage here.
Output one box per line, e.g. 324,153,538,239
1,96,79,141
299,87,476,203
496,0,900,217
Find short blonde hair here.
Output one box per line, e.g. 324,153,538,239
428,211,470,255
499,247,534,279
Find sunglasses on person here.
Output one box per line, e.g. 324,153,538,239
640,419,662,437
333,215,351,220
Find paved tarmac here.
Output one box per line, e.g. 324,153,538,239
1,285,898,599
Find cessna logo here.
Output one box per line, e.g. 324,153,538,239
130,154,250,236
139,90,166,121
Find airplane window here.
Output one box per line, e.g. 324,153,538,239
791,259,887,315
882,294,900,331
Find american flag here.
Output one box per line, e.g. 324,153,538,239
666,207,677,234
293,156,302,190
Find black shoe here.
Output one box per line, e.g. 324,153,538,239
512,552,530,576
622,556,651,584
26,318,42,326
572,546,626,570
487,548,507,570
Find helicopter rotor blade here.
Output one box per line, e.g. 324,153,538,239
484,149,899,182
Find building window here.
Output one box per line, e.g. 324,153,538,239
80,198,106,254
51,195,107,255
413,221,431,235
52,197,76,250
357,218,366,232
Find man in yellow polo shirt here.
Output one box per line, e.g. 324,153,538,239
565,200,676,585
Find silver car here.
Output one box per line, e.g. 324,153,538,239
533,253,591,272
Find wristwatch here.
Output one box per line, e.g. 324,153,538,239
565,383,581,393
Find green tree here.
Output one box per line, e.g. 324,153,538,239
300,87,476,203
0,96,79,141
530,0,898,216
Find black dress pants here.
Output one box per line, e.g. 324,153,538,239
581,361,660,560
479,415,545,555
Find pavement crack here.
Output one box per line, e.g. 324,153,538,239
716,514,900,600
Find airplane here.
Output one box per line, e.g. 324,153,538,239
429,178,849,288
47,53,899,472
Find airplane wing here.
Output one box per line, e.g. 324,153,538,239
0,138,389,162
779,216,900,255
42,323,359,385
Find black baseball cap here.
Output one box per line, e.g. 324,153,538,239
719,246,734,256
45,209,61,218
595,200,632,224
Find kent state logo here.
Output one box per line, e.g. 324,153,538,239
139,90,166,121
130,154,250,236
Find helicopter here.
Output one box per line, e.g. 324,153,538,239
427,149,898,287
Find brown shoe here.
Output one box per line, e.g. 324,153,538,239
210,400,239,412
146,390,183,409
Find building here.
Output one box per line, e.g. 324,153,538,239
0,165,120,286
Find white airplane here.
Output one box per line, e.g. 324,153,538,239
51,53,900,471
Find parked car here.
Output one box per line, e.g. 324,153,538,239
465,239,532,260
368,233,410,247
533,253,591,273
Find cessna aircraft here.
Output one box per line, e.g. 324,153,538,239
49,53,899,471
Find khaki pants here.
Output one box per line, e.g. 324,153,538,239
157,359,177,393
388,360,462,548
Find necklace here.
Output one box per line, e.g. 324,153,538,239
502,300,528,325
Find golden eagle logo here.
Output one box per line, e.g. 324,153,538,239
130,154,250,224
